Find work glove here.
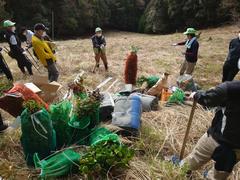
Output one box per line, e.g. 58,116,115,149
22,51,27,55
186,92,196,101
100,44,105,49
172,43,178,46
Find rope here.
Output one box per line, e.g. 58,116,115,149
62,151,81,168
31,117,48,140
31,111,48,140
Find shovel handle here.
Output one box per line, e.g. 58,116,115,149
180,100,197,160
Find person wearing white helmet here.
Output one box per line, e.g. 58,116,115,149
91,27,108,72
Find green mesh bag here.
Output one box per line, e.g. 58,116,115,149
68,95,100,130
167,88,185,104
68,127,90,145
90,127,120,146
137,76,148,87
89,107,100,129
67,94,100,146
74,93,87,99
20,108,56,166
33,149,81,179
146,76,160,88
137,76,159,88
68,115,91,129
50,100,72,149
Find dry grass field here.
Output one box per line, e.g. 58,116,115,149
1,25,240,179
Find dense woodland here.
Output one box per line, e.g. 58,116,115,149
0,0,239,38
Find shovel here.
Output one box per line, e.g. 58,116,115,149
180,100,197,160
94,77,113,91
23,54,41,73
26,48,40,67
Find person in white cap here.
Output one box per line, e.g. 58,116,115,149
91,27,108,72
173,28,199,75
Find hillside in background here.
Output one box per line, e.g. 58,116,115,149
0,0,239,38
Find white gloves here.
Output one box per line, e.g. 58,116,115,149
189,92,196,100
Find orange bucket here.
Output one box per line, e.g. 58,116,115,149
161,88,172,102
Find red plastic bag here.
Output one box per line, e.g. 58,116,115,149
8,83,48,110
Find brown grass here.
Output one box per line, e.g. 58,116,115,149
1,25,240,179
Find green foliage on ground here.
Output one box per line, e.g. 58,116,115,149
0,78,12,96
22,100,43,114
79,140,134,178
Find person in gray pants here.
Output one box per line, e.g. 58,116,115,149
32,23,59,82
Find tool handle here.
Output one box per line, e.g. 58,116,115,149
180,100,197,160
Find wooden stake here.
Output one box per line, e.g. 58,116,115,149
180,100,197,160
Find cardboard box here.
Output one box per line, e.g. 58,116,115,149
30,75,62,103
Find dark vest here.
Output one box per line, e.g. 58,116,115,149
5,30,22,55
209,81,240,148
226,38,240,66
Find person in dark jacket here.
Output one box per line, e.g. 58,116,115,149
182,81,240,179
173,28,199,75
3,20,33,75
222,34,240,82
91,27,108,72
0,47,13,81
